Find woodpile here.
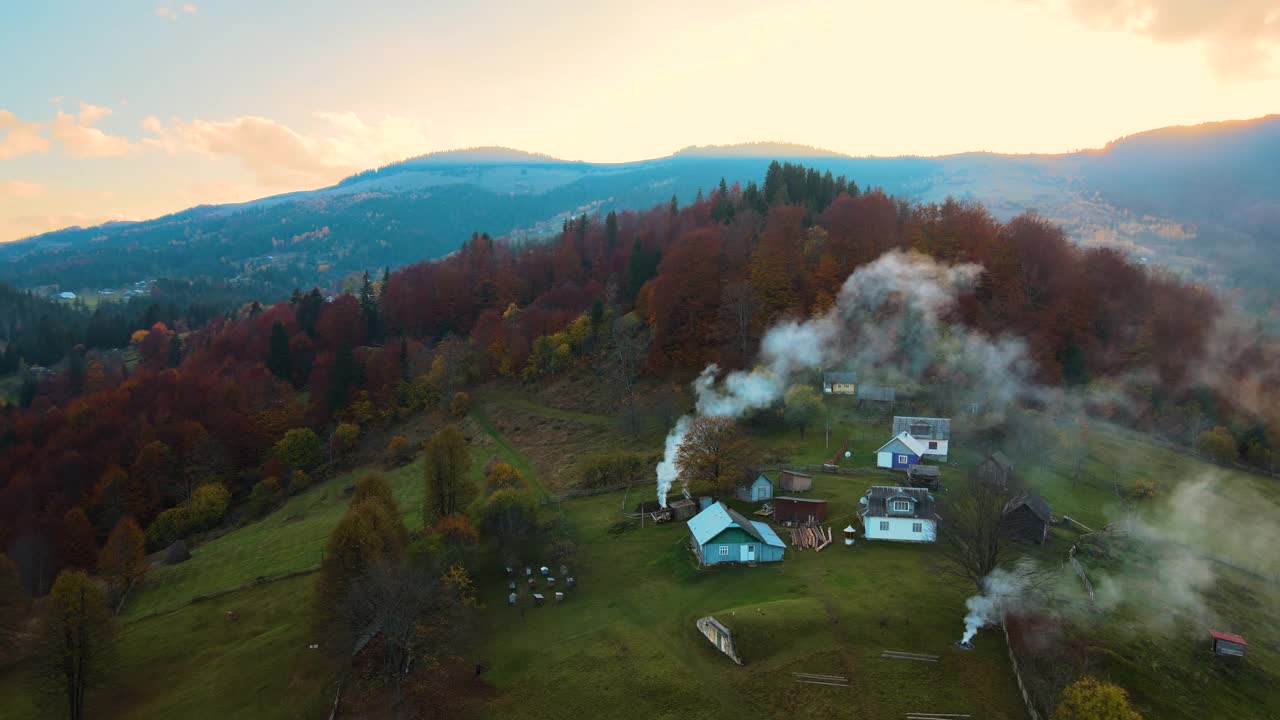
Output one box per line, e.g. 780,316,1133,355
787,516,833,551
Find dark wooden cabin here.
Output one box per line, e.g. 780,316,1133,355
1002,490,1053,543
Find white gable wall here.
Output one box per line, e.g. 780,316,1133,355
916,438,949,459
863,516,936,542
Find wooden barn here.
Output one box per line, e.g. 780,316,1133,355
778,469,813,492
855,384,896,404
734,473,774,503
977,451,1015,489
892,416,951,460
1002,490,1053,543
773,496,828,524
688,502,786,566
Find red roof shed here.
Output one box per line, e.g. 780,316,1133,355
1209,630,1247,657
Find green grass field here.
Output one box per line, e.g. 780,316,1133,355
2,386,1277,719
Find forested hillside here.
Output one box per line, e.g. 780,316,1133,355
3,160,1277,598
4,116,1277,321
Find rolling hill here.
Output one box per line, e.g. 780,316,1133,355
2,117,1277,313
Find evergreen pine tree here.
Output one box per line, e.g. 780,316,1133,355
669,195,678,215
358,271,379,343
605,210,619,251
267,321,292,381
167,335,182,368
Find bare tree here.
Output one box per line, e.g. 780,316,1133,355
331,559,465,719
719,280,755,363
608,321,648,436
936,471,1020,591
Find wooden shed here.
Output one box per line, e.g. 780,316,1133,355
669,497,698,521
734,473,774,503
906,464,940,489
1002,490,1053,544
778,470,813,492
977,451,1015,489
1209,630,1247,658
773,496,829,524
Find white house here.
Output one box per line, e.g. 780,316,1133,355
892,416,951,461
859,486,937,542
875,431,928,469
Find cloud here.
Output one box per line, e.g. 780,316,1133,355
0,110,51,159
183,4,197,13
1062,0,1280,78
51,103,137,158
0,181,46,200
142,111,429,187
155,6,178,19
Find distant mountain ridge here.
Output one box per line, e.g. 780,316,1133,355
3,117,1278,317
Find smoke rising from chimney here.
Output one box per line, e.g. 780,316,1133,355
655,250,1039,504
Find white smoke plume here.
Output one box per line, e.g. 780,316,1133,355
655,250,1039,504
961,564,1036,643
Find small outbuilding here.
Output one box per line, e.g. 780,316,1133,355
688,502,786,566
892,416,951,460
906,464,940,489
1003,489,1053,544
734,473,774,503
823,372,857,395
669,497,698,521
1209,630,1247,658
697,616,743,664
773,496,829,524
977,451,1015,489
777,469,813,492
859,486,937,542
855,384,896,403
875,431,927,470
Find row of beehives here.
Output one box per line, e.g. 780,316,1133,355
505,564,576,606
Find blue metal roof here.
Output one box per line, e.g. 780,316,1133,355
687,502,786,548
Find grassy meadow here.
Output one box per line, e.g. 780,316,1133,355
1,385,1277,719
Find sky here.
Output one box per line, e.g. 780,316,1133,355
1,0,1277,242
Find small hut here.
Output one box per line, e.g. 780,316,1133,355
669,497,698,521
1003,490,1053,544
778,470,813,493
1209,630,1247,658
906,464,940,489
734,473,774,503
976,451,1015,489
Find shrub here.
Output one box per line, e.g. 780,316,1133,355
484,462,526,495
434,513,479,546
249,477,284,518
1197,426,1237,464
1053,676,1143,720
331,422,361,459
385,435,413,467
290,469,312,493
274,428,323,471
578,451,650,489
144,482,231,549
1129,479,1157,500
449,391,470,419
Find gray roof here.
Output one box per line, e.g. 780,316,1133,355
861,486,936,520
893,416,951,441
774,496,827,505
907,465,940,479
856,384,896,402
986,451,1013,472
824,372,857,384
1005,490,1052,524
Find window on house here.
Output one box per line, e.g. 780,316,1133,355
879,521,889,531
910,421,931,437
719,546,729,556
913,522,923,533
892,500,911,512
929,441,938,449
898,454,908,464
746,545,755,554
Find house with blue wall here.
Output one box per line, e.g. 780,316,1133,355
875,431,927,469
734,473,774,503
688,502,786,566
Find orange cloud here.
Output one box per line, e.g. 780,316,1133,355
52,103,137,158
0,110,51,159
0,181,47,200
